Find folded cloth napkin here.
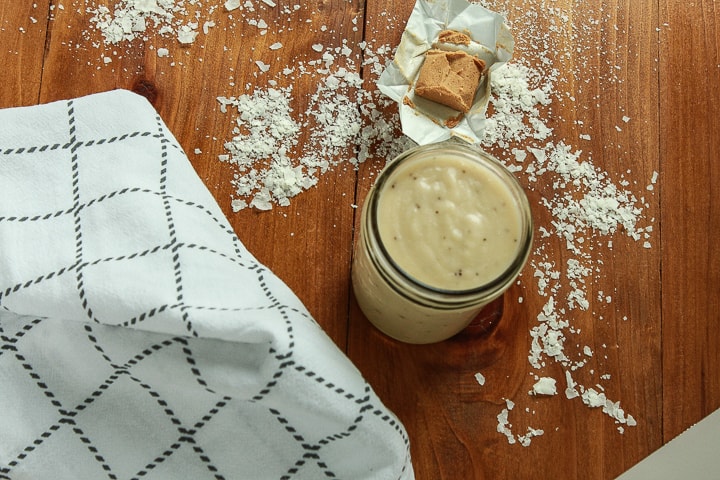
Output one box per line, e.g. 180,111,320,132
0,90,413,480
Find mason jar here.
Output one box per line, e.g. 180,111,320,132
351,140,533,344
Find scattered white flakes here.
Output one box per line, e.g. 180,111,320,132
202,21,216,35
528,296,570,369
269,42,283,50
530,377,557,396
497,399,516,445
103,56,112,64
250,191,273,210
194,148,202,154
177,27,198,45
261,0,277,6
231,198,248,211
480,64,552,149
218,88,303,211
518,427,545,447
225,0,241,11
512,149,527,163
157,47,170,58
580,388,637,426
218,42,412,211
311,43,324,52
483,30,649,435
255,60,270,72
582,388,607,408
647,170,659,191
496,399,545,446
564,370,580,399
474,372,486,386
88,0,190,46
483,63,650,363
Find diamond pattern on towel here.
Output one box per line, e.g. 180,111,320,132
0,90,413,480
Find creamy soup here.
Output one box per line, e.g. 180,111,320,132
376,154,522,290
351,145,530,344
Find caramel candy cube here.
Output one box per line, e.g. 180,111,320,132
414,49,486,113
437,29,472,46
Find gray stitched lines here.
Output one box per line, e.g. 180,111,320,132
156,116,197,339
84,324,231,480
68,100,97,325
0,243,260,326
0,90,413,480
0,131,153,157
0,321,229,480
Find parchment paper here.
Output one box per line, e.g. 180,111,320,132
378,0,514,145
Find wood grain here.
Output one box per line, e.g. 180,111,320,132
0,1,49,107
0,0,718,478
349,0,666,478
659,0,720,442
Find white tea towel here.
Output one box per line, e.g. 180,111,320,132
0,90,414,480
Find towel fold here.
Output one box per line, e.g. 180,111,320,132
0,90,413,480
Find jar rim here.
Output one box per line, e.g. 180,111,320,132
364,140,534,302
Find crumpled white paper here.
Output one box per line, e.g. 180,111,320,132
378,0,514,145
0,89,413,480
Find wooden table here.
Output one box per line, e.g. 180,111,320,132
1,0,718,478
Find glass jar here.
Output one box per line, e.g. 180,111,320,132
351,140,533,344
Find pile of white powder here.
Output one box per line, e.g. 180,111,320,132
57,0,657,448
472,0,655,445
87,0,215,46
216,40,413,211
